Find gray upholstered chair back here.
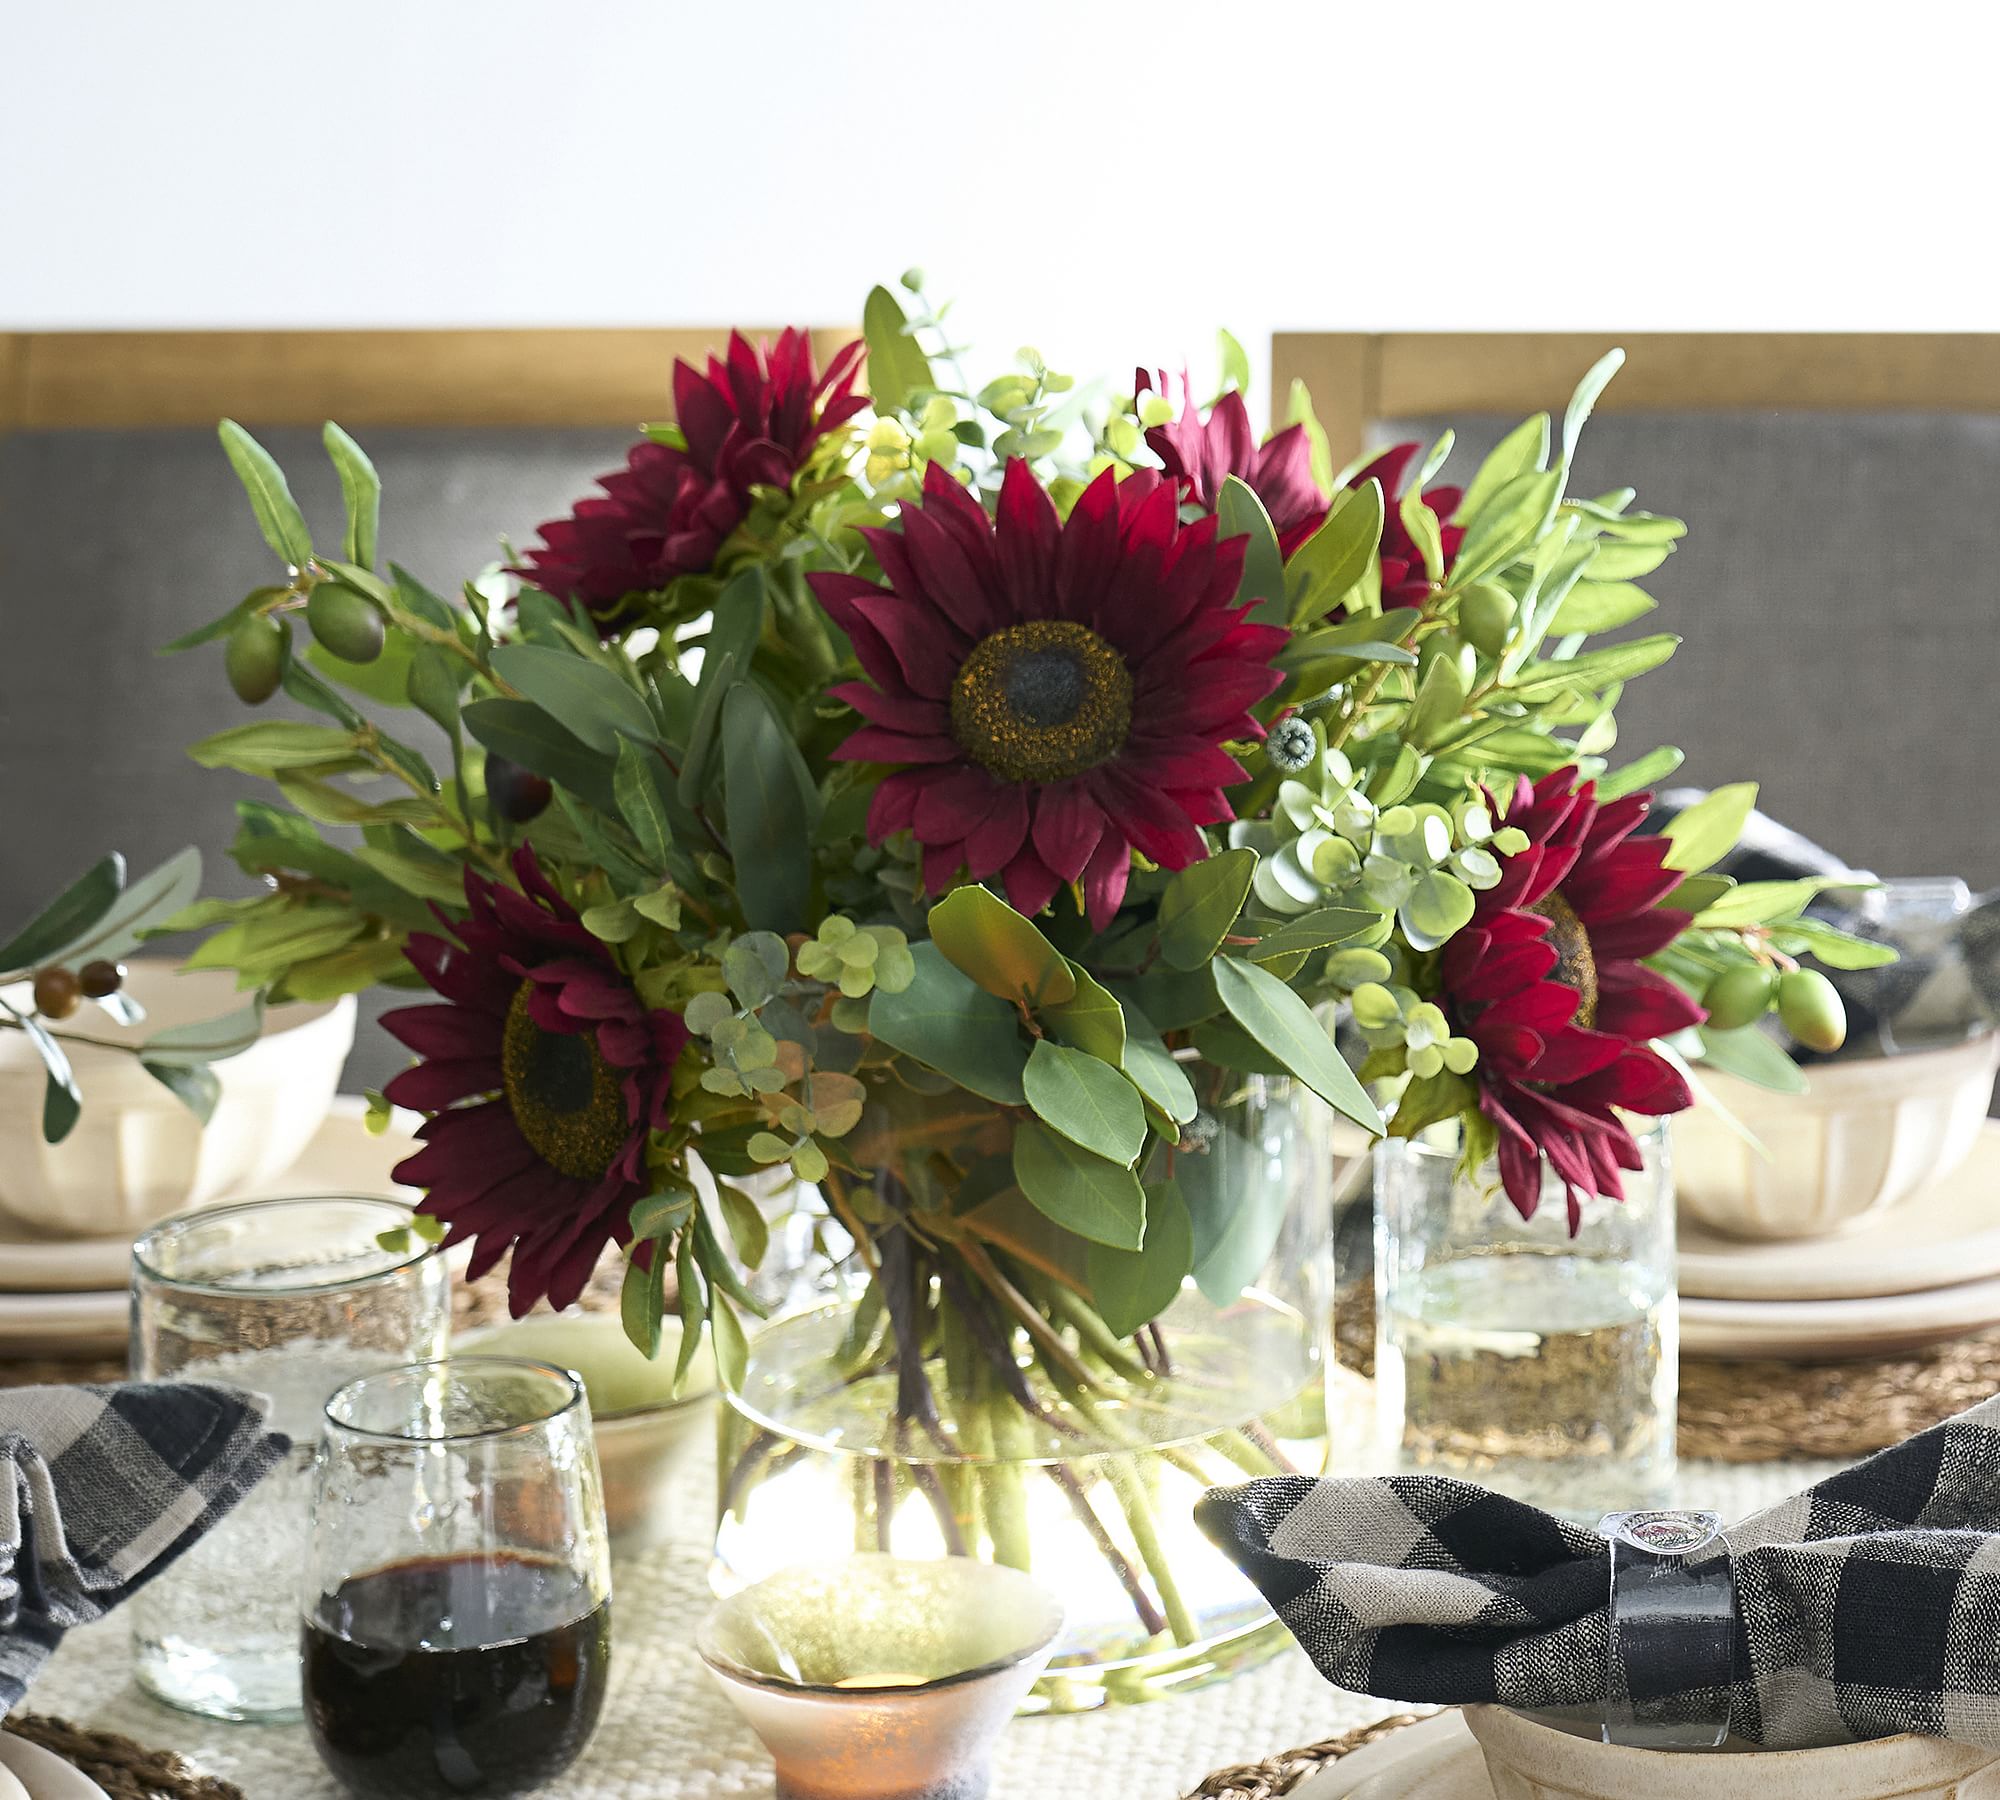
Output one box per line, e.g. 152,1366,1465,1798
1274,332,2000,895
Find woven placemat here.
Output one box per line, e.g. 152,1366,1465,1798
1186,1710,1435,1800
6,1713,242,1800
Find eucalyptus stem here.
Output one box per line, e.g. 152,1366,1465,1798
1040,1283,1150,1383
959,1242,1098,1390
1044,1463,1167,1641
981,1394,1035,1574
1105,1456,1198,1647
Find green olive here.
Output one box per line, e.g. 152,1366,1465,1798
306,582,386,664
224,612,287,704
1777,968,1847,1052
1701,963,1777,1032
1459,584,1516,657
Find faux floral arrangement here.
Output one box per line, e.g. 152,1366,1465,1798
160,284,1877,1376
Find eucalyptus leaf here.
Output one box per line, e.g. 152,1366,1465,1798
928,886,1075,1007
1087,1179,1193,1338
1212,955,1381,1133
1119,1002,1198,1125
1043,963,1125,1062
1012,1121,1145,1250
1157,848,1256,972
142,1059,222,1125
1022,1039,1147,1167
866,943,1028,1105
463,698,619,815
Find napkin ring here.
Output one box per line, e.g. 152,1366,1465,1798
1597,1509,1735,1750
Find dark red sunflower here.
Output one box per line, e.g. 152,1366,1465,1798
1351,442,1465,606
813,458,1285,929
1140,371,1328,555
1437,770,1702,1228
518,329,866,623
380,847,689,1316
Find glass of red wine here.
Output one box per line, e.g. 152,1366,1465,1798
303,1357,614,1799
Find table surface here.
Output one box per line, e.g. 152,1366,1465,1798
25,1426,1837,1800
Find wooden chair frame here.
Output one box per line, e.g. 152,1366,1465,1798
1271,332,2000,467
0,329,858,433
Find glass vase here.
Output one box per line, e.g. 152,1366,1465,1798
712,1066,1335,1711
1372,1122,1676,1521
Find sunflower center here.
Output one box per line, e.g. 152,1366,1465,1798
949,620,1133,783
501,983,630,1181
1532,892,1599,1031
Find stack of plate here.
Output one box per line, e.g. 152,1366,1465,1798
0,1732,115,1800
1680,1123,2000,1359
0,1097,418,1361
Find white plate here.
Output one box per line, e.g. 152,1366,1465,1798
1680,1122,2000,1302
0,1728,111,1798
1681,1273,2000,1360
1294,1713,1488,1799
0,1099,420,1295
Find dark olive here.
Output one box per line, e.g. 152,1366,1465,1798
79,959,125,999
306,582,387,664
32,967,81,1021
486,753,553,823
224,612,287,704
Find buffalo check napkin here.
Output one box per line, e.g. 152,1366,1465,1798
1197,1394,2000,1749
0,1382,287,1713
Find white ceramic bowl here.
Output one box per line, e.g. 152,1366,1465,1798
1674,1031,2000,1241
0,959,355,1239
1466,1706,2000,1800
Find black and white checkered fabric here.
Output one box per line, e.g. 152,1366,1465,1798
1197,1395,2000,1749
0,1383,287,1714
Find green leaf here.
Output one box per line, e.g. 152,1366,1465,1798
1662,782,1757,874
677,649,737,808
614,736,675,870
1584,539,1674,582
408,644,466,737
1088,1179,1193,1338
1507,633,1680,701
1012,1121,1146,1250
1400,869,1477,951
188,721,364,775
1696,877,1856,928
1218,477,1287,625
161,587,286,655
1399,489,1445,583
0,854,125,976
463,698,619,815
274,775,434,827
1119,1002,1197,1126
52,847,204,967
1406,652,1468,748
863,284,932,414
1023,1039,1146,1166
622,1245,667,1360
1157,848,1256,972
1289,482,1383,622
353,844,470,906
1768,919,1898,971
1213,954,1381,1133
1191,1016,1292,1074
1550,580,1656,635
489,643,658,753
710,1297,748,1391
1453,413,1550,525
671,1236,705,1382
1287,378,1335,494
721,683,816,932
389,564,457,631
308,630,415,708
866,943,1028,1105
928,886,1075,1008
1249,907,1381,961
1450,468,1563,587
19,1015,80,1144
1561,348,1625,466
1113,962,1221,1031
1044,963,1125,1062
1217,327,1251,396
323,422,380,569
1665,873,1735,913
218,420,312,566
1697,1022,1807,1094
1597,745,1683,802
630,1187,696,1241
143,1059,222,1125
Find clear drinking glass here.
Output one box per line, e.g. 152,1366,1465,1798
303,1358,613,1800
129,1195,450,1721
1372,1122,1676,1519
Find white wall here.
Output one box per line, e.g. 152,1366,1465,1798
5,0,1998,398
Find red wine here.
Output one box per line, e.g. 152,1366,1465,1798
303,1552,611,1799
